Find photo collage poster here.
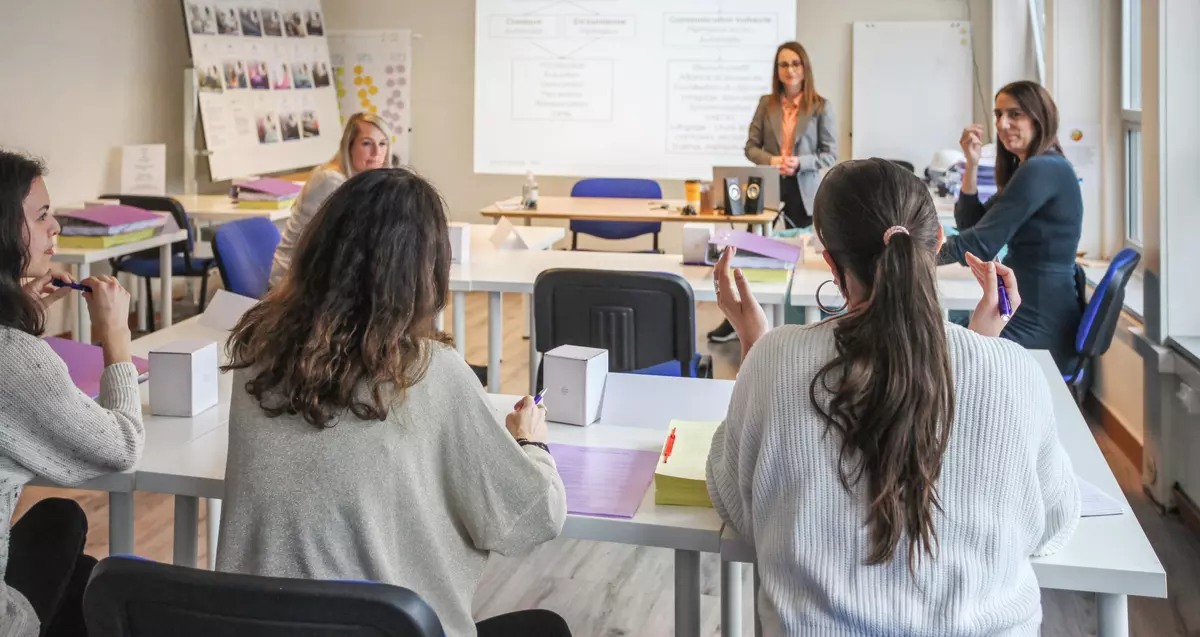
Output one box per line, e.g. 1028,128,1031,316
327,30,413,166
184,0,340,180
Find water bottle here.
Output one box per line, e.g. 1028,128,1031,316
522,171,539,210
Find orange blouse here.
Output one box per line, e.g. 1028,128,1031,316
780,93,804,158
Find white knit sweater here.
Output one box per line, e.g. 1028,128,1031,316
707,321,1081,637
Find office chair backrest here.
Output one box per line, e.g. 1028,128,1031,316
1075,247,1141,360
569,179,663,242
212,217,282,299
888,159,916,173
83,556,443,637
534,269,696,376
100,194,196,256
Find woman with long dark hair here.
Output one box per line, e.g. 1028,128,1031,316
708,159,1080,635
0,150,144,637
710,40,837,343
217,168,571,637
939,80,1084,374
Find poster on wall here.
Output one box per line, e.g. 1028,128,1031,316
327,29,413,166
182,0,341,181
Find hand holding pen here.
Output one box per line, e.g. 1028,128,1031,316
964,252,1022,338
505,390,549,443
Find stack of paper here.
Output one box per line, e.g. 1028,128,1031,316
654,420,721,507
236,177,303,210
1079,477,1125,517
549,444,659,519
45,337,149,399
707,229,804,271
55,206,166,249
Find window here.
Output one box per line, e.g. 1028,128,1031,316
1122,0,1143,246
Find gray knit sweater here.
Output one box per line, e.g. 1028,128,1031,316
0,327,144,637
708,321,1081,636
216,344,567,637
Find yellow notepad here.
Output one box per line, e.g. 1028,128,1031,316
57,227,157,249
654,420,721,507
237,198,295,210
739,268,791,283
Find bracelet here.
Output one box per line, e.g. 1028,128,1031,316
516,438,550,454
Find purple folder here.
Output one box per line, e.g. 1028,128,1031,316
45,338,149,399
56,205,161,227
548,443,659,519
709,229,803,264
238,177,303,197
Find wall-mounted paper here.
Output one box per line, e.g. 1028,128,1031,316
120,144,166,196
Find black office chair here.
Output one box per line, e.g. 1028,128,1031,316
83,556,444,637
888,159,916,173
102,194,216,331
1064,248,1141,403
533,269,712,389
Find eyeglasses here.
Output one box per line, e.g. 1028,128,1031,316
777,60,804,70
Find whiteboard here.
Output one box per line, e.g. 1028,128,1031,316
183,0,341,181
474,0,796,181
851,21,973,173
327,29,414,166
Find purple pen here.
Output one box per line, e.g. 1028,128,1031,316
52,279,93,293
533,388,547,406
997,276,1012,321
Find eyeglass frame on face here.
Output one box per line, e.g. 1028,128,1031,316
777,60,804,70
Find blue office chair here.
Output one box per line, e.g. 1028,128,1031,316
569,178,664,253
533,269,712,388
103,194,216,332
83,556,443,637
1064,248,1141,401
212,217,282,299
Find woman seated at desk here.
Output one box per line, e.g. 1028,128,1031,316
218,168,571,637
268,112,393,288
0,150,144,637
939,81,1084,374
708,159,1080,636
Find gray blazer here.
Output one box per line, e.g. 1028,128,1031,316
744,94,838,217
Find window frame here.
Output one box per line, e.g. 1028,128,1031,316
1121,0,1143,249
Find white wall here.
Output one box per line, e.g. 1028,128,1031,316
324,0,992,251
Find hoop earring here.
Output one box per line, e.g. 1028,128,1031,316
815,279,848,315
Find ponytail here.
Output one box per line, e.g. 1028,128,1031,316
811,158,956,574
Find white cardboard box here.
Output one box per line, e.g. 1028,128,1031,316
149,340,219,417
682,222,716,265
449,222,471,264
542,345,608,426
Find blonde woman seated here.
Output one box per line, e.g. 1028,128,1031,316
268,112,394,288
218,168,571,637
708,159,1080,636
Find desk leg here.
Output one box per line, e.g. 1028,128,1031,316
772,304,784,328
159,244,173,329
523,217,532,227
753,566,762,637
804,306,820,324
1096,593,1129,637
675,549,701,637
108,492,134,556
528,296,540,394
76,263,91,342
721,561,742,637
488,292,502,393
206,498,221,570
173,495,199,567
453,291,467,357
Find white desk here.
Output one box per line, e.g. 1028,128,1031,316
172,193,294,224
115,315,731,637
718,349,1166,637
51,228,189,342
787,254,981,322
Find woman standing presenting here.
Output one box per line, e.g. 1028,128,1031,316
710,41,837,343
938,81,1083,374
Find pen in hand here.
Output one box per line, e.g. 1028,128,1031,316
52,279,93,293
533,388,547,406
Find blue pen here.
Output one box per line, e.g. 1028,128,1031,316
996,272,1012,321
52,279,93,293
533,388,547,406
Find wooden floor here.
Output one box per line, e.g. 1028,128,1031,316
16,292,1200,636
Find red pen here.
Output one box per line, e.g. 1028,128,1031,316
662,427,677,464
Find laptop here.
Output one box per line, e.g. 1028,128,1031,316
711,166,781,213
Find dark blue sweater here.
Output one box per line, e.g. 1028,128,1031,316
938,153,1084,373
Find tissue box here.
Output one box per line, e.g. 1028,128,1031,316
542,345,608,426
149,340,219,417
682,223,715,265
449,222,470,264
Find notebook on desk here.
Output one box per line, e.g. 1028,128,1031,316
654,420,721,508
45,338,149,399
